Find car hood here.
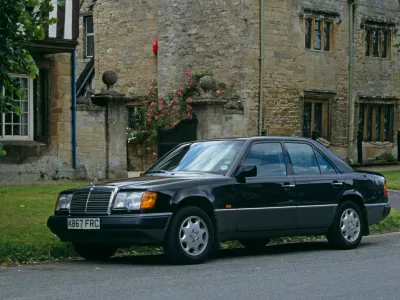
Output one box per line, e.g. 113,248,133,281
83,172,232,190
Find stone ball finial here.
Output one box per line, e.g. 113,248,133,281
199,76,216,92
102,71,118,89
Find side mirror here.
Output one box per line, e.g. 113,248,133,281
235,165,257,183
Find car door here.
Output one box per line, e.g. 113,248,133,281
284,142,345,229
235,142,297,232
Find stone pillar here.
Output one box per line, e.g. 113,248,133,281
91,71,128,179
190,96,228,140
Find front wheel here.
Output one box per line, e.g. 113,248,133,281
327,201,364,250
164,206,214,264
72,243,117,261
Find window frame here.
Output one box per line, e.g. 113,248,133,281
0,74,34,141
303,99,330,140
358,103,395,143
364,27,392,59
85,16,94,58
242,141,289,178
305,17,334,52
284,142,339,176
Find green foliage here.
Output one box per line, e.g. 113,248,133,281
0,143,5,157
376,153,396,163
0,0,56,114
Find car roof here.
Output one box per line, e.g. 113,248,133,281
193,136,314,142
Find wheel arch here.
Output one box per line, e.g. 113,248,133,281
339,192,370,236
171,196,220,248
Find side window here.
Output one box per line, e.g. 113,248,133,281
285,143,320,175
316,151,337,174
243,143,287,177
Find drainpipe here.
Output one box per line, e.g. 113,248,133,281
348,0,355,161
71,50,77,169
259,0,265,136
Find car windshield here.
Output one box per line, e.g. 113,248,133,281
146,140,246,175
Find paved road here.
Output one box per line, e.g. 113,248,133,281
389,191,400,209
1,233,400,300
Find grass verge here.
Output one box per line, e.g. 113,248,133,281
382,171,400,190
0,183,399,265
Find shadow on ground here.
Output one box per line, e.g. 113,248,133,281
72,240,375,266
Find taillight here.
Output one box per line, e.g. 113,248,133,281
384,183,388,197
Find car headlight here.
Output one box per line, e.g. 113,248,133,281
113,192,157,210
56,193,73,211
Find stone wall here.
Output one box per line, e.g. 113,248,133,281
94,0,158,95
75,104,107,179
157,0,260,135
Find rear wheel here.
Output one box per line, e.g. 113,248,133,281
327,201,364,250
164,206,214,264
239,239,270,250
72,243,117,261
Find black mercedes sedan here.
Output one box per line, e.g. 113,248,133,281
48,137,391,264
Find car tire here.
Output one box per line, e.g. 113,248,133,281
239,239,270,250
327,201,364,250
164,206,214,264
72,243,117,261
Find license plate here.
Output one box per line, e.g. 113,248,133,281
68,218,100,230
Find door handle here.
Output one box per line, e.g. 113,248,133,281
331,181,343,187
282,183,295,188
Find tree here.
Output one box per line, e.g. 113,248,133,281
0,0,56,114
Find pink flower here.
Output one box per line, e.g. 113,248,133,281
187,113,192,119
147,113,152,117
216,90,221,95
187,105,191,109
168,103,173,107
153,152,157,156
177,91,182,96
179,87,184,91
159,106,164,110
160,114,164,117
185,71,191,76
158,100,164,105
221,90,225,94
173,105,178,110
159,96,164,100
186,98,191,102
155,116,159,120
172,98,178,103
150,102,156,106
147,147,151,151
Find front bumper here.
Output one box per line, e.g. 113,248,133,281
365,204,391,226
47,213,172,246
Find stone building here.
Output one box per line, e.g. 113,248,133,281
93,0,400,167
1,0,399,181
0,0,81,181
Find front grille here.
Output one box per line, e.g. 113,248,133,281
70,188,114,215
